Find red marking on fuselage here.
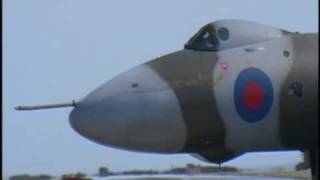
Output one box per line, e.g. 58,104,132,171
220,63,229,71
242,81,264,111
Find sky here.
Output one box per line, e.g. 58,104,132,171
3,0,318,177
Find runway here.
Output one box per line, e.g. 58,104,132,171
91,174,307,180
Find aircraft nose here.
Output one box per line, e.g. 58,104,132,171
70,50,226,153
69,64,187,153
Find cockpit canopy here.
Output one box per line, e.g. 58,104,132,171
184,24,219,51
184,19,292,51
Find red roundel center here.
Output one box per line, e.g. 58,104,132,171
242,81,264,111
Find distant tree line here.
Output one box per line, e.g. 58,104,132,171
161,164,238,174
122,169,159,175
9,163,239,179
61,172,92,180
9,172,92,180
9,174,52,180
97,164,238,177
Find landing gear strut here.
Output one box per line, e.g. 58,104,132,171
310,148,319,180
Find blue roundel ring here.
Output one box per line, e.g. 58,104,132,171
234,68,273,122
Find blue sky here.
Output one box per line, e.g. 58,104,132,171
3,0,318,177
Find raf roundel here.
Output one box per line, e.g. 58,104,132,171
234,68,273,122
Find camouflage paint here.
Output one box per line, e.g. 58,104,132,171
147,50,227,152
69,64,188,153
279,33,318,150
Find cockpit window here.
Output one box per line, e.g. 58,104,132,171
218,27,229,41
184,25,219,51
